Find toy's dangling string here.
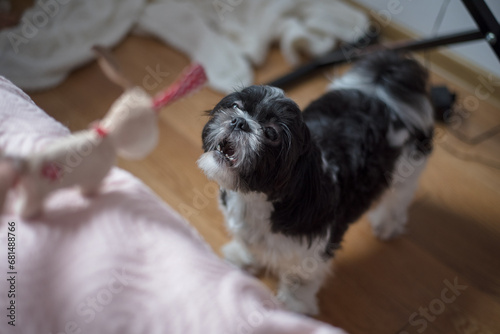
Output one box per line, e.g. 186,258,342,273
93,46,135,90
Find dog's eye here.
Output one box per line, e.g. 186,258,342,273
232,103,239,109
264,127,279,141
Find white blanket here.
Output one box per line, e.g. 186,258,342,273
0,0,368,93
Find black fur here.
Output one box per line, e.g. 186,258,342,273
347,51,433,151
200,51,433,257
220,189,227,207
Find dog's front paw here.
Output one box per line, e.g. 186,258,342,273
277,289,319,316
369,211,407,241
221,239,260,275
372,223,406,241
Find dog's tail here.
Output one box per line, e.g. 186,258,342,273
330,51,434,140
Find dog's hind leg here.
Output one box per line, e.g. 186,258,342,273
276,262,330,315
369,154,428,241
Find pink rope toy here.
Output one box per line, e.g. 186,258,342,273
152,63,207,111
91,45,208,139
0,47,208,219
93,45,207,113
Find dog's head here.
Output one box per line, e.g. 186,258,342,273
198,85,311,194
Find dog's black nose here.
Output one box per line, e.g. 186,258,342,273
230,117,250,132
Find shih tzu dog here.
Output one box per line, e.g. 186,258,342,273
197,51,433,315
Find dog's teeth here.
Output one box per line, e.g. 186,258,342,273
223,153,235,161
217,144,221,152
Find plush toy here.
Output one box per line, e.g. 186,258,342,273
0,46,207,219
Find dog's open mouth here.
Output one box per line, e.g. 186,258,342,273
216,139,237,165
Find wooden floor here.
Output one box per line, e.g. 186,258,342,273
25,35,500,334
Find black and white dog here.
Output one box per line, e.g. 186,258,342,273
198,51,433,315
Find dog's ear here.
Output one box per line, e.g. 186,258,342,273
299,120,313,155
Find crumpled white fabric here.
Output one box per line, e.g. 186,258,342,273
0,0,368,93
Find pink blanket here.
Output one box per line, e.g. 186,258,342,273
0,76,346,334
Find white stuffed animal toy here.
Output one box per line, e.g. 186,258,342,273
0,46,207,219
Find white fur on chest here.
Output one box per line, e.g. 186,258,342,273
221,190,329,274
223,191,271,243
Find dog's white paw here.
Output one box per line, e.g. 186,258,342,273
277,289,319,316
369,211,407,241
221,239,260,274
